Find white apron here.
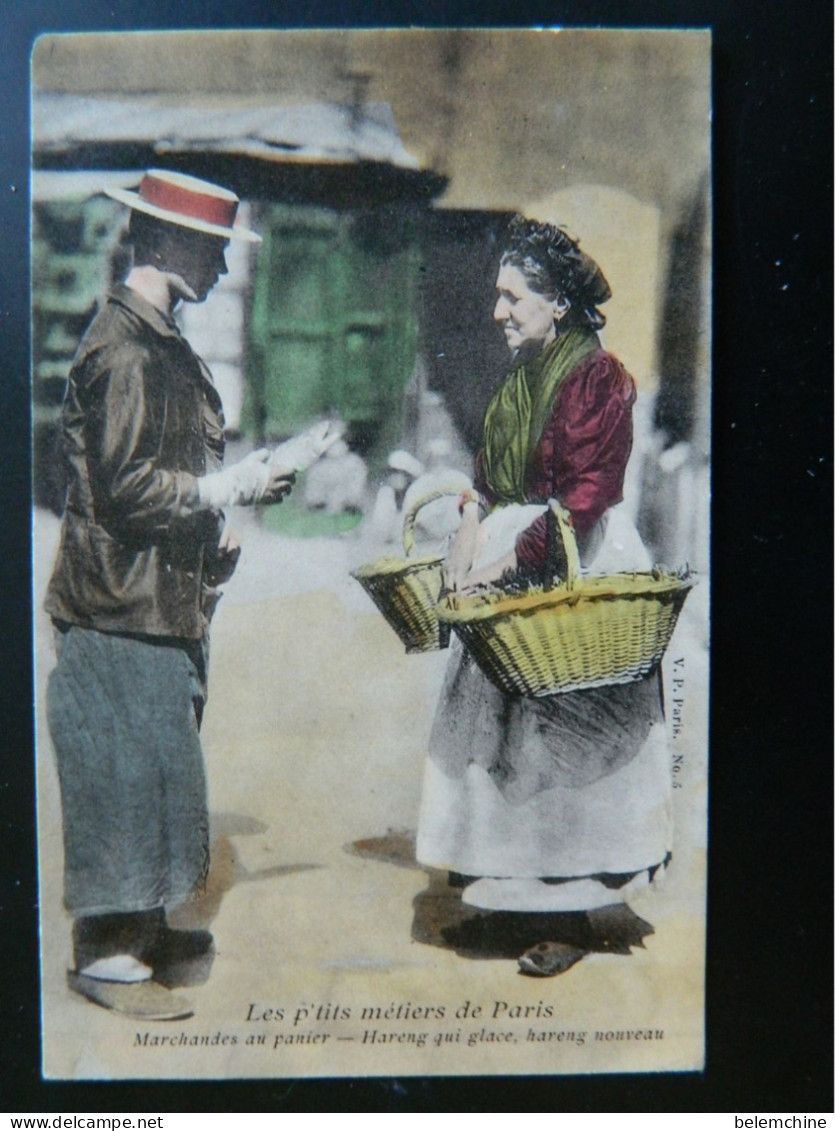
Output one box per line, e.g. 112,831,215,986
416,504,673,911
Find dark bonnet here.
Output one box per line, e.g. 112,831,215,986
502,214,612,329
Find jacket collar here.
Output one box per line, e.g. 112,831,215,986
108,283,184,340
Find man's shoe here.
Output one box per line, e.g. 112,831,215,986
147,927,214,967
67,971,194,1020
79,954,153,983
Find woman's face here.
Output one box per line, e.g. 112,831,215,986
493,263,562,357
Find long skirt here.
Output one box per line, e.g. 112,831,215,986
416,503,673,911
46,625,210,918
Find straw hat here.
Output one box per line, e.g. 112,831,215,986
105,169,261,243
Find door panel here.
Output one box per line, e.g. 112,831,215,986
246,204,419,465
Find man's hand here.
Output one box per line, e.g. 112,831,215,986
261,466,295,505
270,420,342,475
198,449,294,509
205,522,242,586
218,525,241,556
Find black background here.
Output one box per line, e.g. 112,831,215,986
2,0,832,1114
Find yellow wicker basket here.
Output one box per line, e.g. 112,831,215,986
437,502,694,696
351,488,461,654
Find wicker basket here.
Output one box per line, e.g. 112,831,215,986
351,488,462,654
437,502,694,695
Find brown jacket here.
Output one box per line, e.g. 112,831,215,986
45,285,236,639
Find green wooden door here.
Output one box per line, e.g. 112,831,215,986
246,204,420,467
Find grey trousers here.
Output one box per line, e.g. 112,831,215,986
47,625,210,921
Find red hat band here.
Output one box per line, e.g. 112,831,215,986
139,173,239,231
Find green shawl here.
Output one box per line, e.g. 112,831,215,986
481,326,599,503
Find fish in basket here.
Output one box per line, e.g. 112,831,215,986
437,501,695,696
351,488,464,654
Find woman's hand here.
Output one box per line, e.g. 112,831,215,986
442,501,481,591
458,550,517,593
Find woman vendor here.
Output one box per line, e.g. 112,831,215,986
416,215,672,977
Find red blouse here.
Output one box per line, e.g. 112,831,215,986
474,348,636,570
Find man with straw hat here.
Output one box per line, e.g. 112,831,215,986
44,170,295,1019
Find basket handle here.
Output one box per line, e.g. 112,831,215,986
548,499,581,591
402,487,471,556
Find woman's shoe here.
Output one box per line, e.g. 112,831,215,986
585,904,654,953
518,941,587,977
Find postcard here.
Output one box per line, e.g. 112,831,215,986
31,27,711,1079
